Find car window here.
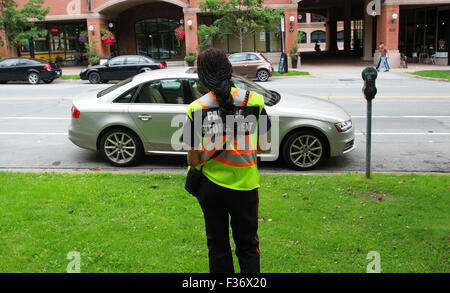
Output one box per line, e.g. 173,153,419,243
229,54,247,62
17,59,34,65
97,78,132,98
126,56,140,65
247,54,260,61
0,59,19,67
113,87,138,103
135,79,184,104
188,79,209,101
109,57,126,66
139,57,149,64
232,74,280,106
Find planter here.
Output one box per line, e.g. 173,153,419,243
291,56,298,68
186,61,195,66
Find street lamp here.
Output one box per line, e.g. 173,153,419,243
392,13,398,23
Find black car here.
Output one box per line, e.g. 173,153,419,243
80,55,166,84
0,57,61,85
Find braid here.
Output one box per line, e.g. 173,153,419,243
197,48,234,120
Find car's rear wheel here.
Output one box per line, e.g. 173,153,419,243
88,72,101,84
256,69,270,82
28,72,40,85
43,79,54,84
282,130,328,170
99,128,144,167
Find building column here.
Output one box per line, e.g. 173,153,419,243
362,0,374,61
375,4,400,67
284,8,298,54
183,12,198,54
326,8,338,53
86,18,111,58
344,0,352,52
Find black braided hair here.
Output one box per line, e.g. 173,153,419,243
197,48,234,120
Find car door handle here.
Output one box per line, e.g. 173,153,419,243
138,114,152,121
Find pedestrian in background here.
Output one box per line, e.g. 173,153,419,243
377,42,390,72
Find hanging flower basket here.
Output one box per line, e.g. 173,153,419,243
174,26,185,46
78,31,88,43
100,29,116,46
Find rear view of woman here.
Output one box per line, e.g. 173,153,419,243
182,48,271,273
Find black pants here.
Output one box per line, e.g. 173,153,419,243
197,177,260,273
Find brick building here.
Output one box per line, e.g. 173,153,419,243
0,0,449,67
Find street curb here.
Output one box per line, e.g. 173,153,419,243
402,72,450,82
0,168,448,176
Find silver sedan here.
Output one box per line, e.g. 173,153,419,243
68,68,355,170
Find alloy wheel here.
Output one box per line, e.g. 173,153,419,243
103,132,137,165
28,73,40,85
257,69,269,82
288,134,323,169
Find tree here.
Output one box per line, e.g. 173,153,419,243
197,0,284,52
0,0,50,57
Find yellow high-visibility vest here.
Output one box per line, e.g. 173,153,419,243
186,87,265,191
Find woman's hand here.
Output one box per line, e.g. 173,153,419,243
187,148,202,168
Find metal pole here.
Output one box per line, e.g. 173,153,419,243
366,99,372,179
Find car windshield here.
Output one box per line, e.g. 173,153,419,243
231,74,280,106
97,78,132,98
185,68,280,106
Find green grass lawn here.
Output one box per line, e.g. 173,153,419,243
273,71,310,77
0,172,448,273
60,75,81,80
407,70,450,80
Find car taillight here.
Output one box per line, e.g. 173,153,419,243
43,64,52,71
71,106,80,119
158,63,164,69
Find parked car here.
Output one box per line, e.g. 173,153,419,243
228,52,274,82
80,55,166,84
69,68,355,170
0,57,61,84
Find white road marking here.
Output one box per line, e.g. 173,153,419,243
351,115,450,119
0,132,67,135
0,132,449,137
0,117,70,120
355,132,450,136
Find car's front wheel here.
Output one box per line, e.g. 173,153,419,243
256,69,270,82
99,128,144,167
88,72,101,84
28,72,40,85
282,130,328,170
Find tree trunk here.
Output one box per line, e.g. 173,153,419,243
239,28,243,52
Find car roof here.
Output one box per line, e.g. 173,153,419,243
132,67,197,83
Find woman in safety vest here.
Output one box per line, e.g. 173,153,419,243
182,48,271,273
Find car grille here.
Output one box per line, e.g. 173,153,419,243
344,140,354,151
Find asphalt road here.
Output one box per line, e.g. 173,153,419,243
0,72,449,173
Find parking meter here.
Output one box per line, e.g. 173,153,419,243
362,67,378,100
361,67,378,179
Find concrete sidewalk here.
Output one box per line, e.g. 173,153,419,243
60,61,450,80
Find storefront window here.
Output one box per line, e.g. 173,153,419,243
135,18,181,59
19,22,87,63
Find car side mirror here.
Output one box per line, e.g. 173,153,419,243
270,90,280,98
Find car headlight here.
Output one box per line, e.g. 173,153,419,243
81,68,87,73
335,120,352,132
